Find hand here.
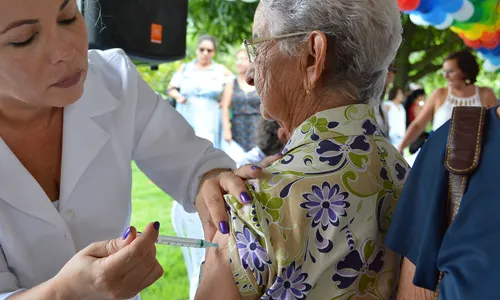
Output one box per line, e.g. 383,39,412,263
53,222,163,300
397,145,404,155
176,95,187,104
223,128,232,142
196,154,283,241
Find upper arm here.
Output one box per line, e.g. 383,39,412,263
397,258,436,300
480,87,498,108
167,64,185,89
195,233,246,300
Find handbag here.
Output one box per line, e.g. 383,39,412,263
434,106,487,298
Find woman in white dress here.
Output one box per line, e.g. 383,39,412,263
398,51,497,153
385,87,406,148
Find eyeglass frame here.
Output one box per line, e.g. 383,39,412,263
243,32,310,63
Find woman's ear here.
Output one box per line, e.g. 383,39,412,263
302,31,328,90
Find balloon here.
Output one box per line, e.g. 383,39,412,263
398,0,421,11
416,0,435,13
422,9,447,25
435,14,454,29
463,38,483,48
452,0,474,21
440,0,463,14
409,13,431,26
483,60,500,72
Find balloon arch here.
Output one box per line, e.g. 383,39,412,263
398,0,500,72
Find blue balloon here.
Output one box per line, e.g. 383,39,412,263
416,0,435,13
438,0,463,13
489,56,500,66
421,9,447,25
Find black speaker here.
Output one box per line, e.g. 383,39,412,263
81,0,188,64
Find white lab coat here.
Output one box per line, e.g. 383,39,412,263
0,49,235,299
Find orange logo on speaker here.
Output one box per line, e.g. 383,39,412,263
151,24,163,44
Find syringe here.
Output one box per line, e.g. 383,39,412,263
137,232,218,248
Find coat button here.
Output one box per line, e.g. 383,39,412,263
63,209,77,221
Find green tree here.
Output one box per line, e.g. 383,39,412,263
188,0,258,52
394,14,467,89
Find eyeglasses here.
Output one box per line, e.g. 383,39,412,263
199,47,214,54
243,32,309,63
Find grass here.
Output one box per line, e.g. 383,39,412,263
131,163,189,300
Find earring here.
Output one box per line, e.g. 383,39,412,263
305,88,311,96
465,79,471,85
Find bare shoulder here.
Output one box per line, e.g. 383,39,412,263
478,86,498,108
479,86,496,96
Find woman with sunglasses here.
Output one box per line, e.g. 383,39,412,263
397,51,497,154
194,0,409,299
168,35,234,150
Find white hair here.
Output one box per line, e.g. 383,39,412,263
260,0,403,105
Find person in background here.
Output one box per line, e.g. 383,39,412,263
195,0,408,298
168,35,234,149
375,64,397,135
385,86,406,148
386,103,500,299
228,49,262,152
397,50,497,153
405,88,428,155
237,118,290,167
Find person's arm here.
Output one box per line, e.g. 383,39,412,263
398,89,440,152
5,223,162,300
195,232,243,300
167,64,187,104
396,258,436,300
221,68,235,142
479,87,498,109
130,60,235,213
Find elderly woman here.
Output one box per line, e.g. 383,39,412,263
195,0,407,299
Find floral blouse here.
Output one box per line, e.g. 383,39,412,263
224,104,409,299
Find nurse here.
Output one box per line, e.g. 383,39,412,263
0,0,264,299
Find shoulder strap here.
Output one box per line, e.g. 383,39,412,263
444,106,486,226
435,106,486,298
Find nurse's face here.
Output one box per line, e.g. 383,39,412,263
0,0,88,108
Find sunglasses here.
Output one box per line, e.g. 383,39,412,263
199,47,214,54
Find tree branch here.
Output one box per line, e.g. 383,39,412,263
411,35,465,73
409,64,442,82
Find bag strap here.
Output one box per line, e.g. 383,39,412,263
434,106,486,298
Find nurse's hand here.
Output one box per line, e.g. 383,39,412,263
52,222,163,300
196,154,283,241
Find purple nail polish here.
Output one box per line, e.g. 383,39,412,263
153,221,160,231
219,221,229,234
122,227,131,240
240,192,252,203
251,165,261,170
275,152,282,156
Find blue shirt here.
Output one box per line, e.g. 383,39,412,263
385,106,500,299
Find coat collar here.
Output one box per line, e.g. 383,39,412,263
0,65,121,228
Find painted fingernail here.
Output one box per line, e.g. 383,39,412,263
219,221,230,234
275,152,282,156
251,165,261,170
122,227,131,240
240,192,252,203
153,221,160,231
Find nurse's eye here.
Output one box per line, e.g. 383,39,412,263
10,33,38,48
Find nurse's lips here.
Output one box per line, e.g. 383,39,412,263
52,70,82,89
